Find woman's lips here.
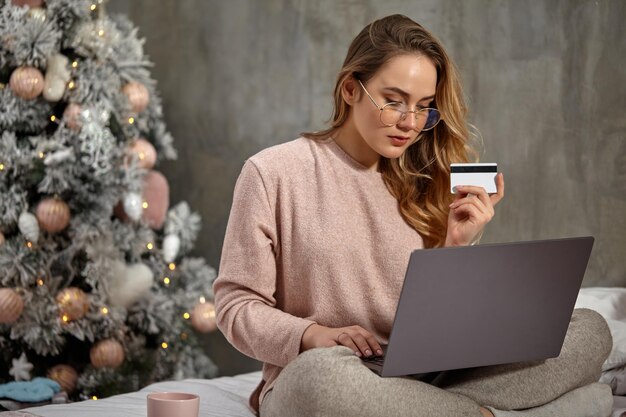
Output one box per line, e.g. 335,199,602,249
389,135,411,145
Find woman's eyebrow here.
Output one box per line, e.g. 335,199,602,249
382,86,435,102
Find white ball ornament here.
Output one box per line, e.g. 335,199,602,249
43,54,71,102
18,212,39,243
163,234,180,263
122,192,143,221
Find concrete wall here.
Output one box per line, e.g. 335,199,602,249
108,0,626,375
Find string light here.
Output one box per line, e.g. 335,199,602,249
101,307,109,315
62,314,69,322
72,61,78,68
50,115,57,122
128,117,135,124
26,241,33,248
163,277,170,285
146,242,154,250
168,263,176,271
37,279,44,286
161,342,168,349
199,296,206,304
98,29,105,37
39,152,45,159
183,312,190,320
90,4,97,11
138,152,145,160
68,81,75,89
142,201,148,209
92,396,98,401
0,163,5,171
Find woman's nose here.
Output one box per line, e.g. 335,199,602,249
396,112,418,131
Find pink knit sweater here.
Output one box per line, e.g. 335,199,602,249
213,137,424,413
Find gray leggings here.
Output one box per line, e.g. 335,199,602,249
260,308,613,417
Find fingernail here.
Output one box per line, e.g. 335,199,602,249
376,349,383,355
365,349,372,356
355,351,361,357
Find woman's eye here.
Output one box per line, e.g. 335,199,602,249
385,101,404,109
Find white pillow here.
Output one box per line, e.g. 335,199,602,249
575,287,626,371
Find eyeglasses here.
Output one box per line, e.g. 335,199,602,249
357,79,441,131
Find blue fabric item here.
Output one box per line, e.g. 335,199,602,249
0,378,61,402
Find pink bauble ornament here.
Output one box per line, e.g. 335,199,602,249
122,82,149,113
11,0,44,7
191,302,217,333
90,339,124,369
63,103,82,131
127,138,157,169
56,287,88,321
36,197,70,233
142,170,169,229
47,364,78,393
0,288,24,324
9,66,44,100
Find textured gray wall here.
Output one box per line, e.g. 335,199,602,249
108,0,626,375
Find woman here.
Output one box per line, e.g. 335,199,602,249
213,14,612,417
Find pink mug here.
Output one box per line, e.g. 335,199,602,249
147,392,199,417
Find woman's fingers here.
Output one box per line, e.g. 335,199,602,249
335,327,383,357
336,332,361,356
351,332,374,357
451,201,489,224
451,193,492,219
490,172,505,206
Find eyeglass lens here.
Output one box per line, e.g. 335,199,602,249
381,105,440,130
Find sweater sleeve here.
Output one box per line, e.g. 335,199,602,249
213,159,315,367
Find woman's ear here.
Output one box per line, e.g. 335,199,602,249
341,76,360,106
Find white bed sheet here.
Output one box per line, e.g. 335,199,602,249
7,371,626,416
19,371,262,417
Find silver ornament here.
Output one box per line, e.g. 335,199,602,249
122,192,142,221
162,234,180,263
18,212,39,243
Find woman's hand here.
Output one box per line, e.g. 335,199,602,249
300,323,383,357
445,172,505,247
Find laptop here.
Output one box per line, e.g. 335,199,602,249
361,236,594,377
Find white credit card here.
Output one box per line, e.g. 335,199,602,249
450,163,498,194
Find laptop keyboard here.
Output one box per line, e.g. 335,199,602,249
361,355,385,365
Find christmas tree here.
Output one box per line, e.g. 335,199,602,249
0,0,218,400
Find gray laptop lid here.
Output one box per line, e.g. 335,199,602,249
381,237,594,377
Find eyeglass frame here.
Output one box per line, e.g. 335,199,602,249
356,79,441,131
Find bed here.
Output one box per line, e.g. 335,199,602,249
1,287,625,417
8,372,261,417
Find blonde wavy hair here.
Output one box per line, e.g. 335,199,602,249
303,14,479,248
